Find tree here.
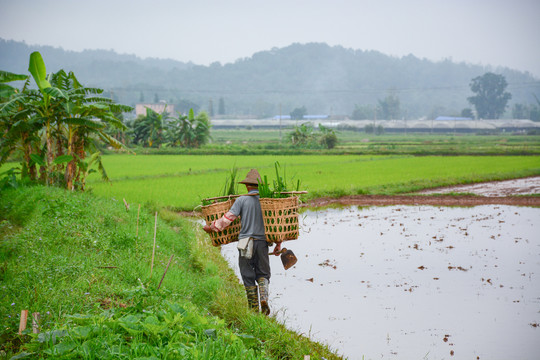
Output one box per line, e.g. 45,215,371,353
167,109,212,148
290,106,307,120
287,123,339,149
467,72,512,119
512,103,529,119
377,93,400,120
461,108,474,119
218,97,225,115
318,124,338,149
351,104,375,120
0,52,131,190
131,107,168,147
288,123,314,146
208,99,214,117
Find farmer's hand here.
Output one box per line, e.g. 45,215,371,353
273,242,282,256
203,225,212,234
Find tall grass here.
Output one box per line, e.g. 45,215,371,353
0,186,339,359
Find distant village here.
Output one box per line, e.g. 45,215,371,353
135,102,539,134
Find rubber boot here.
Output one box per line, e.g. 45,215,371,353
245,285,259,312
257,278,270,316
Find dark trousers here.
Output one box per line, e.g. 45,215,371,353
238,239,270,286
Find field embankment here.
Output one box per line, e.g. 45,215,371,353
0,186,340,359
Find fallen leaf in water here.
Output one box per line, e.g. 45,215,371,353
418,266,426,270
530,322,539,328
450,350,454,356
433,277,439,280
306,278,314,282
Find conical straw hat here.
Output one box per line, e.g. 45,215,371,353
239,169,261,185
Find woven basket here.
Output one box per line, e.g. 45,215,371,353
201,199,241,247
260,197,299,243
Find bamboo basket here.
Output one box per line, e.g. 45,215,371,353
260,196,299,243
201,199,241,247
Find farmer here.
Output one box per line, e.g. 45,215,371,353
203,169,281,315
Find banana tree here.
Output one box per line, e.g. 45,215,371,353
26,51,69,185
0,70,42,181
1,51,131,190
168,109,212,148
132,107,167,147
49,69,130,189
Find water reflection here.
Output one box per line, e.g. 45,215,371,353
221,205,540,360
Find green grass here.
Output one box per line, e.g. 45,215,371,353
0,186,340,359
207,130,540,155
85,154,540,211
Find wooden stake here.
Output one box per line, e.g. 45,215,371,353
136,204,141,240
150,212,157,278
157,254,174,290
32,312,40,334
19,309,28,335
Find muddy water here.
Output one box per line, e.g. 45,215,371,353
220,205,540,359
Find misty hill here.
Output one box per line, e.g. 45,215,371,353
1,39,538,118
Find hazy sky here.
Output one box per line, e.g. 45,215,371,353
1,0,539,77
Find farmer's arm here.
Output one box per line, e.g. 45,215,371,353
203,211,237,233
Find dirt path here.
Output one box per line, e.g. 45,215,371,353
302,194,540,208
418,176,540,197
303,177,540,208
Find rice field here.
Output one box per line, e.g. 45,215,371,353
86,154,540,210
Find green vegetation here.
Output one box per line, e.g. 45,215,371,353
70,154,540,211
258,162,302,198
288,123,338,149
122,131,540,156
0,52,131,190
0,186,339,359
468,72,512,119
131,108,211,149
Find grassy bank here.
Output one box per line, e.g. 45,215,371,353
85,154,540,211
0,186,340,359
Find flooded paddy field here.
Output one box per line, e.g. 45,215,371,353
221,205,540,359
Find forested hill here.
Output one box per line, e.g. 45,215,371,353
1,38,538,118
